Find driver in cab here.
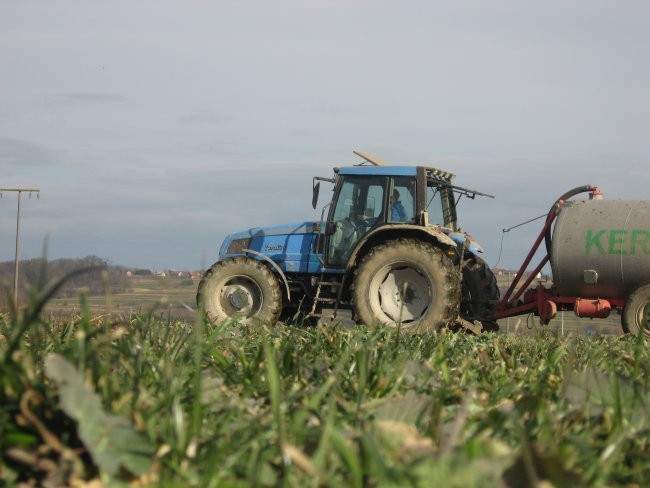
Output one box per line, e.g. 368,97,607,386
391,189,407,222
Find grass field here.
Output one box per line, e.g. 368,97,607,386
2,275,647,486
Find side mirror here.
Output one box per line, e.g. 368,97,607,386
312,181,320,209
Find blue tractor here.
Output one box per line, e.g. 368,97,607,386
197,151,500,332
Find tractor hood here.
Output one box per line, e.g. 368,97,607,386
218,221,322,273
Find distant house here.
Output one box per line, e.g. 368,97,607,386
152,270,202,279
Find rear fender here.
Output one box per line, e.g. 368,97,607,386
346,225,458,271
446,231,485,254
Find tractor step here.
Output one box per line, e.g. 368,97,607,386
314,296,337,303
308,275,344,316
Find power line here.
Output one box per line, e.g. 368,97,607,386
1,188,41,307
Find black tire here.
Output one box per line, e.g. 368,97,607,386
461,254,501,332
197,257,282,325
622,283,650,338
352,238,459,332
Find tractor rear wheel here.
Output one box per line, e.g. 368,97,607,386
197,257,282,325
622,283,650,338
461,254,501,332
352,239,459,332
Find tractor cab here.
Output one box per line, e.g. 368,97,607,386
313,153,483,269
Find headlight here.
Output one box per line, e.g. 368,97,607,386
226,238,251,254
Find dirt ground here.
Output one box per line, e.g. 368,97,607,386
38,274,625,336
43,275,199,323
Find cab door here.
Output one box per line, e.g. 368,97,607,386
326,175,386,266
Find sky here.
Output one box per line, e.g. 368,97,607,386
1,0,649,272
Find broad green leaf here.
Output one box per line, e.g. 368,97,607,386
563,367,647,427
45,353,154,477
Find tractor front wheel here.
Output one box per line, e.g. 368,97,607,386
197,257,282,325
352,239,459,332
622,283,650,338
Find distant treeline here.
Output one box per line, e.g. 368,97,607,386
0,256,131,308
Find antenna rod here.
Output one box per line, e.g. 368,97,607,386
1,188,40,307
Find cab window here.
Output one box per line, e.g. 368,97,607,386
328,176,385,265
389,177,415,223
427,182,456,229
426,185,444,225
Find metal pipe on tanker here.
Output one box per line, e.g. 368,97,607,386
544,185,598,255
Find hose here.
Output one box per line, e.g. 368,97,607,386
544,185,596,255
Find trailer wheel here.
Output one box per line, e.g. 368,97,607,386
461,254,501,332
622,283,650,338
352,239,459,332
197,257,282,325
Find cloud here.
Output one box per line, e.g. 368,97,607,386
178,110,230,126
62,93,127,104
0,138,62,172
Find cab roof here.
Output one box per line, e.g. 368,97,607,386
336,166,418,177
330,152,494,199
336,165,456,182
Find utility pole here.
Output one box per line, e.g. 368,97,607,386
1,188,40,307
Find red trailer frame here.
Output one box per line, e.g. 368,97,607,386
490,186,624,325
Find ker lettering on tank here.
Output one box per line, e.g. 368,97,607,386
585,229,650,255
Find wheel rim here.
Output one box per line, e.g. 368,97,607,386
218,275,264,317
372,263,431,323
637,302,650,335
